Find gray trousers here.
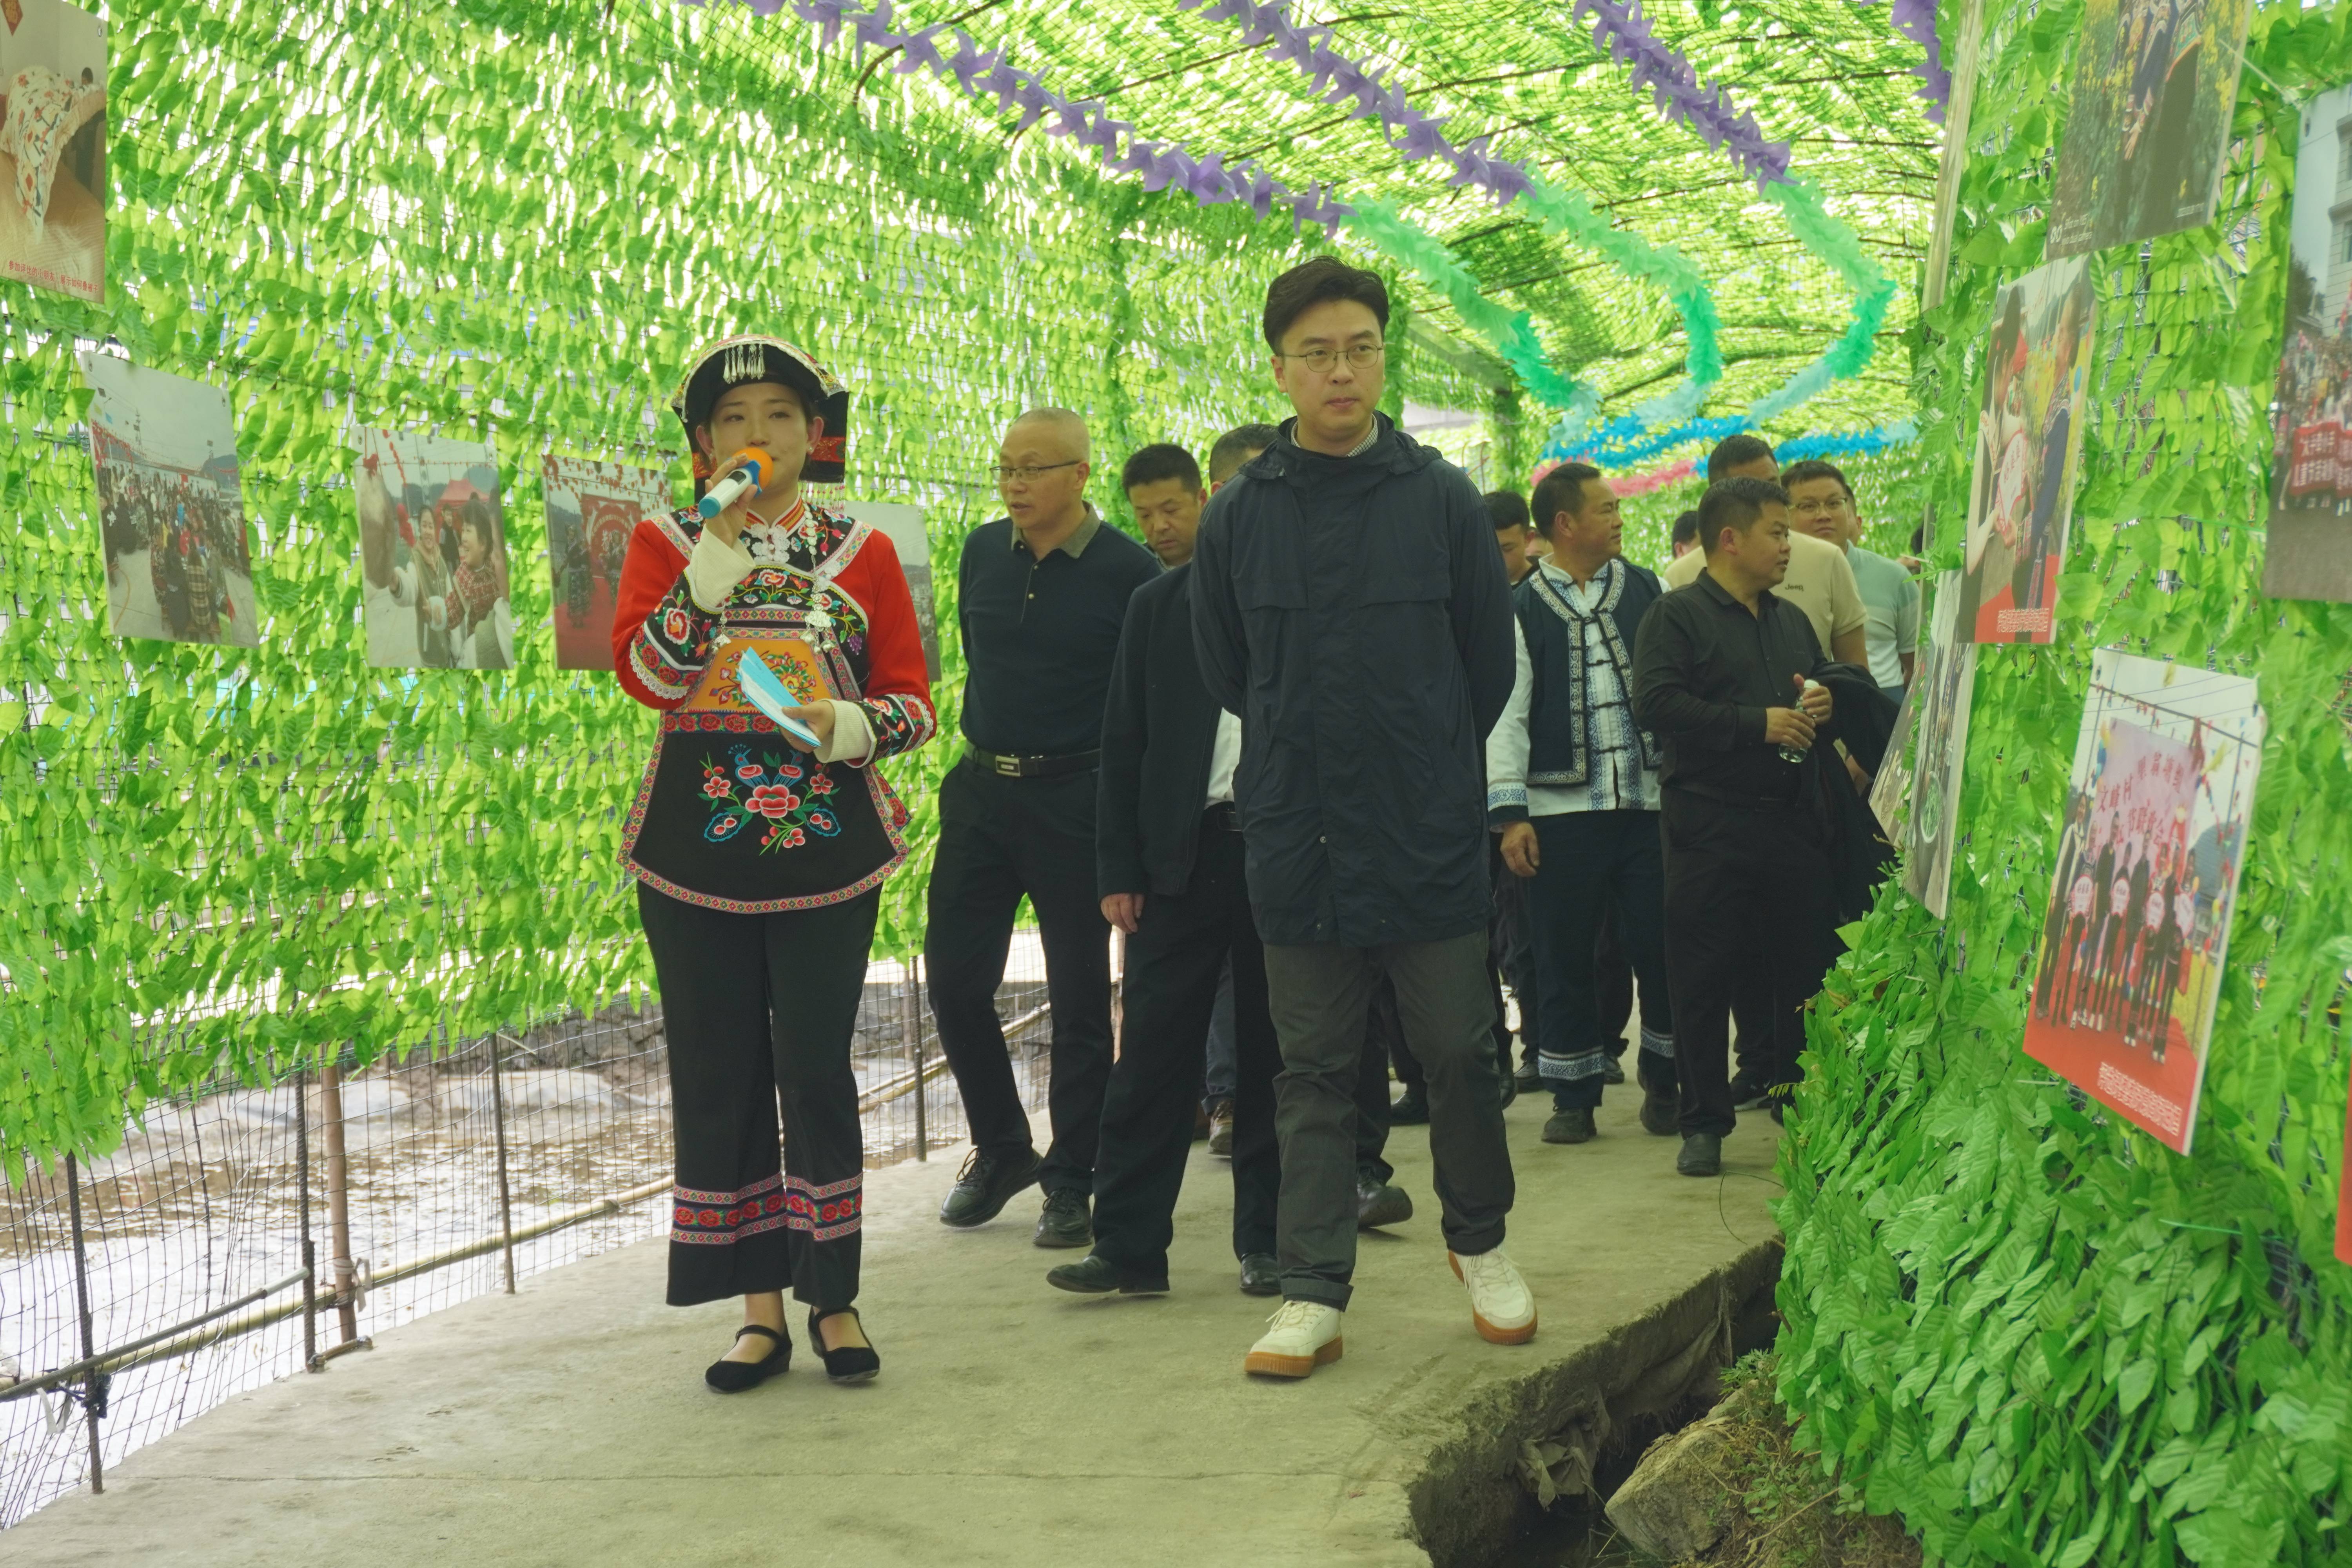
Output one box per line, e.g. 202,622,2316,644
1261,931,1515,1308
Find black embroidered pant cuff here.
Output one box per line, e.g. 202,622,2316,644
638,881,880,1311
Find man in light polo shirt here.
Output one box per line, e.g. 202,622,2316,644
1780,459,1919,702
1660,436,1867,670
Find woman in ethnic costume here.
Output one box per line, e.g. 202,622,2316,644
612,335,937,1391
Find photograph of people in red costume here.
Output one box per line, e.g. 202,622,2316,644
2025,650,2262,1155
1957,257,2096,645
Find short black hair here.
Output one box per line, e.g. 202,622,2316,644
1530,464,1604,541
1121,443,1201,495
1697,477,1790,555
1484,490,1530,532
1209,423,1280,485
1671,510,1702,550
1263,256,1390,352
1779,459,1854,503
1706,433,1777,483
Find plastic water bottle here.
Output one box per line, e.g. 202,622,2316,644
1779,680,1824,765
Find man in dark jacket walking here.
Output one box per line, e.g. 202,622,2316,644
1046,443,1284,1301
1191,257,1533,1379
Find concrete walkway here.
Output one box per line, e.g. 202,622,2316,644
10,1093,1783,1568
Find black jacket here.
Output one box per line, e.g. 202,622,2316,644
1814,664,1902,924
1097,564,1223,900
1189,416,1515,947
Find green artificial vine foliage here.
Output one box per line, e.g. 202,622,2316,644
0,0,1361,1172
1773,3,2352,1564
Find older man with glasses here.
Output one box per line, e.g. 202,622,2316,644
927,408,1162,1249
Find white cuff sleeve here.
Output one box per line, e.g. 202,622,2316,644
686,530,755,613
815,699,874,765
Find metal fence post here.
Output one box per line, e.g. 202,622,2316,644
489,1030,517,1294
62,1153,103,1495
317,1060,359,1351
905,961,928,1162
296,1063,318,1372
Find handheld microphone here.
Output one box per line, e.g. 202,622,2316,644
697,448,775,520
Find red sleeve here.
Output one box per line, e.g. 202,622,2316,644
839,530,938,764
610,515,708,710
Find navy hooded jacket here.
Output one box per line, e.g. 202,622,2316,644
1189,415,1515,947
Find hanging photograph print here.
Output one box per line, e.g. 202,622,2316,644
355,428,514,670
1868,572,1976,918
2023,650,2263,1155
2264,80,2352,603
78,353,258,649
544,454,668,671
838,499,940,682
2046,0,2252,259
1956,258,2096,644
0,0,103,301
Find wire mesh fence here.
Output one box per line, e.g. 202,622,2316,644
0,935,1054,1528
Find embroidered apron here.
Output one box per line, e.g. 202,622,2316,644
622,521,909,913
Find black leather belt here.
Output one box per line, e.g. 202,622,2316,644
966,745,1100,779
1202,801,1240,832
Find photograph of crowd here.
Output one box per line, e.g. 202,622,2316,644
80,352,258,648
2264,79,2352,603
543,454,667,671
1870,573,1976,918
2047,0,2251,258
1957,257,2096,644
355,428,514,670
0,0,103,301
2025,651,2263,1155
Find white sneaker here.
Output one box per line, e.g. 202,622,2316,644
1450,1247,1537,1345
1243,1300,1345,1379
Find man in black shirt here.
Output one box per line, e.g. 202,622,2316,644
1632,477,1837,1177
1046,442,1286,1301
929,408,1162,1247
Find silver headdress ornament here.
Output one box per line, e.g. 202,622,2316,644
722,340,766,385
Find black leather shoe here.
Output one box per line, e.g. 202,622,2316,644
1512,1058,1542,1091
1388,1087,1430,1125
1238,1252,1281,1296
1047,1252,1167,1295
1542,1107,1595,1144
1033,1188,1093,1249
1677,1132,1723,1177
1601,1056,1626,1085
704,1323,789,1393
808,1307,880,1384
1640,1082,1679,1137
1728,1072,1769,1112
938,1147,1042,1228
1356,1178,1414,1229
1499,1071,1518,1111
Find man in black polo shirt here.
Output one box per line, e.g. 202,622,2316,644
1632,477,1837,1178
929,408,1161,1247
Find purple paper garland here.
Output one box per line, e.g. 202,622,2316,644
1568,0,1792,191
1884,0,1951,125
728,0,1357,230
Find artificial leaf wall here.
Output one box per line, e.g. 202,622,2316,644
1773,3,2352,1563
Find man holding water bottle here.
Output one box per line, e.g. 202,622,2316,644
1631,478,1837,1178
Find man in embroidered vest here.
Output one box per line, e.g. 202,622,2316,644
1486,463,1678,1149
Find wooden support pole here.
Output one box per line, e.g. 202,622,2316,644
62,1153,103,1495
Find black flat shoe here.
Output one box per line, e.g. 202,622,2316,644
809,1307,881,1384
704,1323,789,1394
1238,1252,1281,1296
